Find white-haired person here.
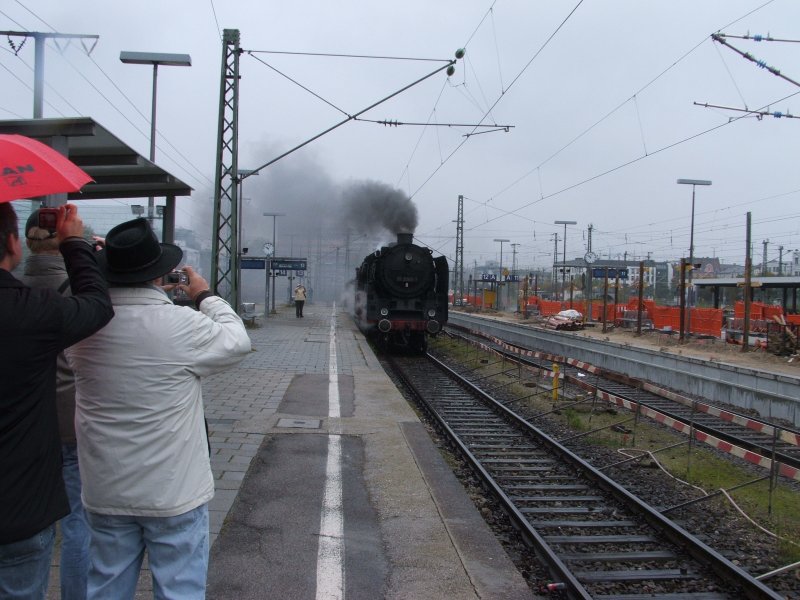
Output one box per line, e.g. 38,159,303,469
19,209,93,600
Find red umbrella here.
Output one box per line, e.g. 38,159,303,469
0,134,93,203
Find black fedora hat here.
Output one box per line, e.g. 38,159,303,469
96,218,183,283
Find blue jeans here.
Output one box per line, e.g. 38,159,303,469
61,442,90,600
86,504,209,600
0,525,55,599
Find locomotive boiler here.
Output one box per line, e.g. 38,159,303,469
354,233,449,352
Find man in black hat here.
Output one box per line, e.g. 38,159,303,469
66,218,251,599
0,202,113,600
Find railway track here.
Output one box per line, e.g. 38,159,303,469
388,352,784,599
446,325,800,483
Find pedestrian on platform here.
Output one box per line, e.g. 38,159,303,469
294,283,306,317
0,203,113,600
66,218,251,600
19,210,91,600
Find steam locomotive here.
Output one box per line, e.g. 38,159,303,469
354,233,449,352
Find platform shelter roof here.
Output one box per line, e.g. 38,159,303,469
692,276,800,289
0,117,192,200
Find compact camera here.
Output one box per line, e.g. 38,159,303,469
37,208,59,232
165,270,189,285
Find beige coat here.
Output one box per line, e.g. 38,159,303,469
67,287,250,517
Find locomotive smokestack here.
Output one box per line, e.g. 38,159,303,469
397,233,413,245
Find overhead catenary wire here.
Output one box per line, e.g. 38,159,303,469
712,33,800,88
357,117,513,129
712,36,750,109
420,0,779,243
715,32,800,44
0,4,213,191
459,86,800,233
240,57,458,181
694,101,797,120
246,51,352,118
406,0,587,202
247,49,452,63
0,44,70,118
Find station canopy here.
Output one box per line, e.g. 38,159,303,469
693,276,800,290
0,117,192,200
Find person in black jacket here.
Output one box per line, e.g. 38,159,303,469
0,202,114,600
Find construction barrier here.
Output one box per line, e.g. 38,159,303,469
734,301,783,321
454,325,800,482
454,294,793,339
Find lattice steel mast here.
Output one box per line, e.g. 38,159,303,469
454,195,464,303
211,29,241,305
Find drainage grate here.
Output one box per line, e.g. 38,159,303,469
276,418,322,429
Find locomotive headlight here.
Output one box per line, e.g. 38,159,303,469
380,307,389,316
427,309,436,318
405,252,412,261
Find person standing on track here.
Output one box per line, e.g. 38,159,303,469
66,218,251,599
0,203,113,600
19,210,91,600
294,283,306,318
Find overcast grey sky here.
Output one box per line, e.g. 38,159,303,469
2,0,799,270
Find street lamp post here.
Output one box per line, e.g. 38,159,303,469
263,212,285,314
677,179,711,337
120,51,192,230
235,169,258,312
493,238,510,310
554,220,577,302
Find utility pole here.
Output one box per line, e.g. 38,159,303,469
743,213,752,352
1,30,99,118
762,239,769,276
554,220,577,302
679,258,687,342
510,243,519,276
636,261,644,335
455,195,464,305
552,233,559,293
511,243,519,312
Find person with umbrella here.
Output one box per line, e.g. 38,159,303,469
0,136,114,599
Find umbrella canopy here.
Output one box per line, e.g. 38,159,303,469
0,134,93,203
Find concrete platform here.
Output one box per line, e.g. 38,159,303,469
47,302,535,599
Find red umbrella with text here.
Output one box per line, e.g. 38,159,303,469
0,134,92,203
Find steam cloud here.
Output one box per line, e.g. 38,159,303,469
180,141,420,303
339,180,418,237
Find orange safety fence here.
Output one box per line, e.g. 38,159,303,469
453,294,790,337
458,292,497,308
733,301,783,321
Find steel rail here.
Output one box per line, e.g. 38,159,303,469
389,351,784,599
448,325,800,476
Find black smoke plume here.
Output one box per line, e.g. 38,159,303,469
339,180,418,237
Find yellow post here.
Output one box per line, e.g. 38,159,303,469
552,363,560,402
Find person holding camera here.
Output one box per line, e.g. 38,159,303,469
19,210,92,600
0,203,114,599
65,218,251,599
